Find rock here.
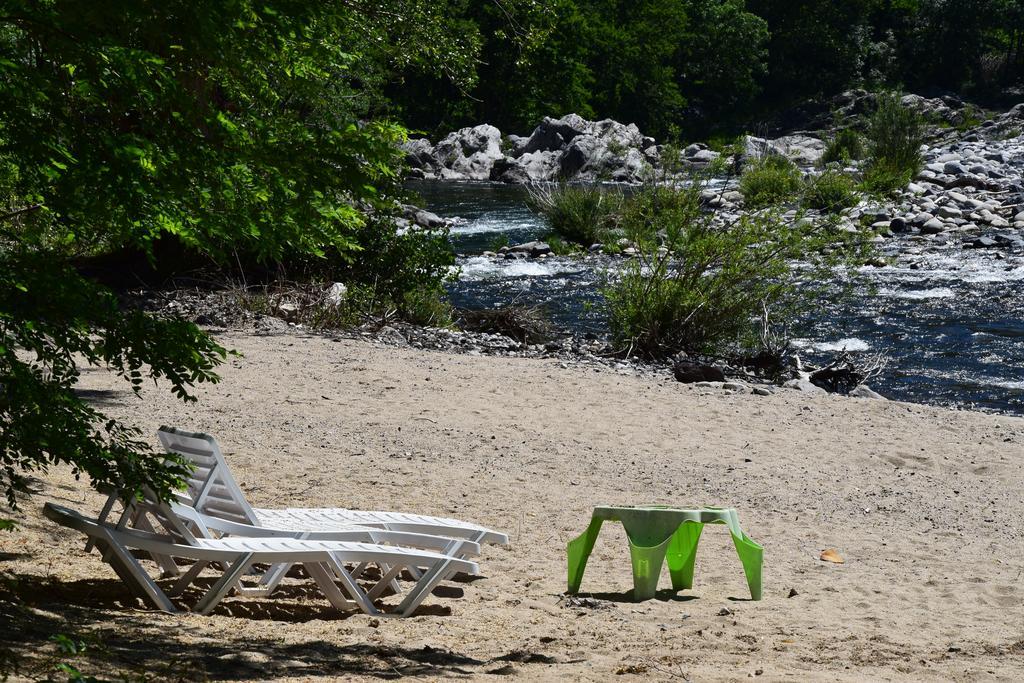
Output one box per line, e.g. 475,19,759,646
774,134,825,166
490,150,559,183
378,326,407,345
1015,211,1024,223
276,302,299,320
324,282,347,307
521,121,567,155
507,241,552,257
504,134,529,157
848,384,886,400
752,387,772,396
910,211,934,226
936,205,962,219
559,134,604,178
965,236,998,249
920,218,947,234
690,149,721,163
673,360,726,384
889,217,909,233
413,208,446,228
401,137,435,170
782,378,827,395
722,382,749,393
432,124,503,180
742,135,784,162
943,160,966,175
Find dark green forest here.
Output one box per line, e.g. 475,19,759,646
387,0,1024,138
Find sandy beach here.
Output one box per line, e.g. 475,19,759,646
2,329,1022,681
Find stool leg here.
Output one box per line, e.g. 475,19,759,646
566,518,604,593
666,522,703,591
628,536,672,601
730,531,763,601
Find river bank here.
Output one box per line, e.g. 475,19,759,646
1,330,1022,680
403,95,1024,415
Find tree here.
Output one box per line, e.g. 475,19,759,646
675,0,769,130
0,1,480,520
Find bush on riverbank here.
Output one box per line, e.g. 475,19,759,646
862,93,924,194
526,184,623,246
604,182,870,358
739,155,802,207
803,171,859,212
822,129,865,165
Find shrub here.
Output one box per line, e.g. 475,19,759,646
803,171,858,212
604,182,870,358
739,154,802,207
821,129,864,165
545,234,582,255
526,183,623,246
862,92,924,194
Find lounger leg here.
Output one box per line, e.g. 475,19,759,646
193,553,254,615
86,492,120,553
248,562,293,595
100,532,178,613
305,562,356,610
366,564,404,600
395,558,454,617
168,561,209,597
326,552,380,616
132,512,183,578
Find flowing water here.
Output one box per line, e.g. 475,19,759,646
411,180,1024,415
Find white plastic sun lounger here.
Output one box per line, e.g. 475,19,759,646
157,426,509,547
109,487,480,596
45,502,477,617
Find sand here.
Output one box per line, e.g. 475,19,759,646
2,329,1022,681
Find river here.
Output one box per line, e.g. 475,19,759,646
411,180,1024,415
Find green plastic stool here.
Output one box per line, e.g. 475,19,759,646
566,505,763,601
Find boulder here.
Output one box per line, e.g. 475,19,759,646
965,236,997,249
413,209,446,228
559,134,605,178
401,138,435,170
490,151,560,183
689,149,721,165
673,360,726,384
775,135,825,166
848,384,886,400
782,378,827,395
521,121,569,155
506,241,552,258
432,124,503,180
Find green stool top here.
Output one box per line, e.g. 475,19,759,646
567,505,763,601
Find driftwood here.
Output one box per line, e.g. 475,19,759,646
807,351,889,394
457,304,555,344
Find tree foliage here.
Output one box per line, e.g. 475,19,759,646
0,0,479,516
390,0,1023,138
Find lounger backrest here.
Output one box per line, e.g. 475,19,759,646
157,426,259,527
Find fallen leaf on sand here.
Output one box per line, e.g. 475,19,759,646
820,548,844,564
